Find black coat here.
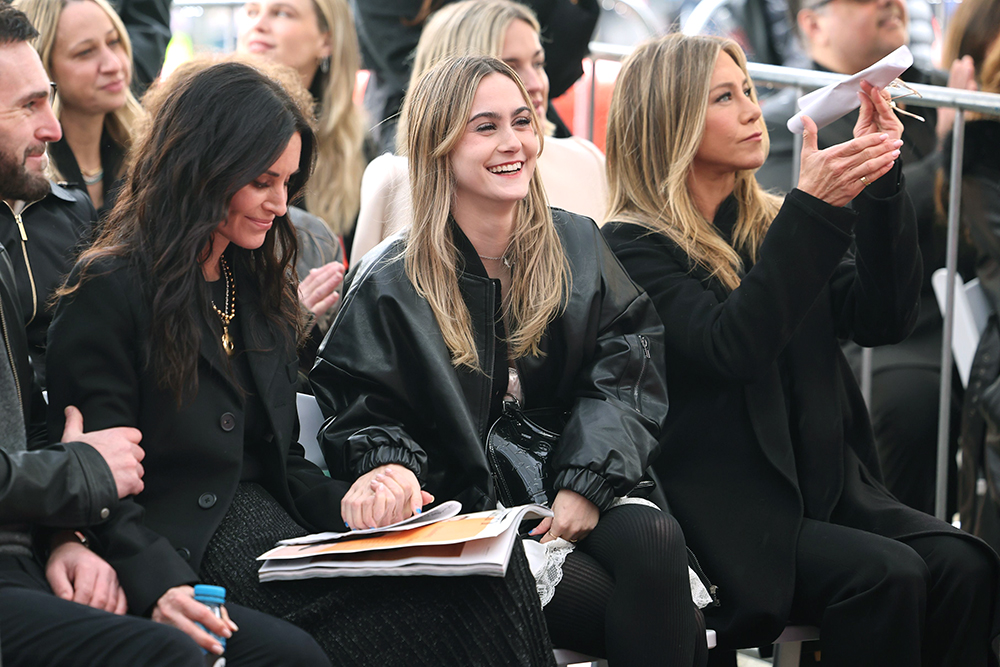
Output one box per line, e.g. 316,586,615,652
602,177,994,649
311,209,668,513
0,181,95,387
45,256,350,615
0,243,116,528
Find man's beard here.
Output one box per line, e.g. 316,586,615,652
0,146,50,202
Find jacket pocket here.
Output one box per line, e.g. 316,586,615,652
616,334,651,415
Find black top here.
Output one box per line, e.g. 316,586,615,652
48,128,126,220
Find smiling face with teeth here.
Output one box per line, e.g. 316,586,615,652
450,71,539,221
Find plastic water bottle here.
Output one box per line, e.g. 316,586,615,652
193,584,227,667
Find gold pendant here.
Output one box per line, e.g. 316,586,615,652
221,327,234,356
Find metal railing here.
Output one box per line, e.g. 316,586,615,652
588,40,1000,521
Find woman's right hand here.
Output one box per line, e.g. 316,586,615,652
796,115,902,208
341,465,435,530
152,585,238,655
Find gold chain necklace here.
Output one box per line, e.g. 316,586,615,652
210,255,236,356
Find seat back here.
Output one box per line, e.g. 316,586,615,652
932,269,991,388
296,392,328,471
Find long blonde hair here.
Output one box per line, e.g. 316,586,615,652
606,34,782,291
401,56,569,372
305,0,366,237
399,0,548,148
14,0,142,180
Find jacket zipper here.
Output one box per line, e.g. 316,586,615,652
0,296,23,412
633,334,650,413
3,200,40,324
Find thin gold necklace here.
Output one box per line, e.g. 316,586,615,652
210,255,236,356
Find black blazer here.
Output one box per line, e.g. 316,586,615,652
603,178,997,649
45,256,350,615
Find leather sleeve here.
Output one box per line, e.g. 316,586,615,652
0,441,117,527
310,263,430,484
549,222,669,510
46,264,198,615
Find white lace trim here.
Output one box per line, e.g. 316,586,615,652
524,497,715,609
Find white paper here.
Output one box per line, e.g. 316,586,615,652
787,45,913,134
276,499,463,546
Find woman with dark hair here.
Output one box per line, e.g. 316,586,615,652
601,33,998,666
44,61,555,665
312,55,708,667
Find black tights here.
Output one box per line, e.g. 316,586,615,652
543,504,708,667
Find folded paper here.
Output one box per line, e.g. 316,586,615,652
786,45,913,134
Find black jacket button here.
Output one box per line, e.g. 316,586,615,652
177,547,191,561
198,492,218,509
220,413,236,431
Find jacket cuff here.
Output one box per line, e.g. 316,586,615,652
553,467,616,512
113,539,200,616
64,441,119,524
861,160,903,200
357,445,423,480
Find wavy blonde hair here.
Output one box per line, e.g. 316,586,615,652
399,0,550,147
401,56,569,372
606,33,782,291
14,0,142,181
304,0,366,237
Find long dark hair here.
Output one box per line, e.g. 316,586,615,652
65,62,316,403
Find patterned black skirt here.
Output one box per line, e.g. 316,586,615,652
200,482,554,667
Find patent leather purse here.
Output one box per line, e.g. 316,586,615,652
485,399,562,507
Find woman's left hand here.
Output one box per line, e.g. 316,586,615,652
530,489,599,544
854,80,904,143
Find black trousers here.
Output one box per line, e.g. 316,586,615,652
0,554,331,667
788,519,995,667
707,520,996,667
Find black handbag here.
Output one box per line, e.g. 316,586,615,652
485,399,562,507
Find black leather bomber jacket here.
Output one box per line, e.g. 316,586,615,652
0,243,117,528
0,182,95,387
311,208,669,513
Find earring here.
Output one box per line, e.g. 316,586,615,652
320,56,330,74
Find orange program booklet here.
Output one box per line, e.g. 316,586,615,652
256,503,551,581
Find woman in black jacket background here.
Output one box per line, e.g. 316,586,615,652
601,33,998,666
312,55,707,666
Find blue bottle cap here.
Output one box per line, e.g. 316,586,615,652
193,584,226,604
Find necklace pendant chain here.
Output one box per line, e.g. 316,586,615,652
210,255,237,356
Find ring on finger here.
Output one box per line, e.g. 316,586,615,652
860,175,871,187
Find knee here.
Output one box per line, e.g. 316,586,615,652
864,542,930,601
927,537,996,594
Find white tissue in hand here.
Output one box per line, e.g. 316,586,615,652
787,45,913,134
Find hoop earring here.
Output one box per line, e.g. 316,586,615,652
320,56,330,74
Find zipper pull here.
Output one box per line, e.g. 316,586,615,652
639,335,650,358
14,213,27,242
